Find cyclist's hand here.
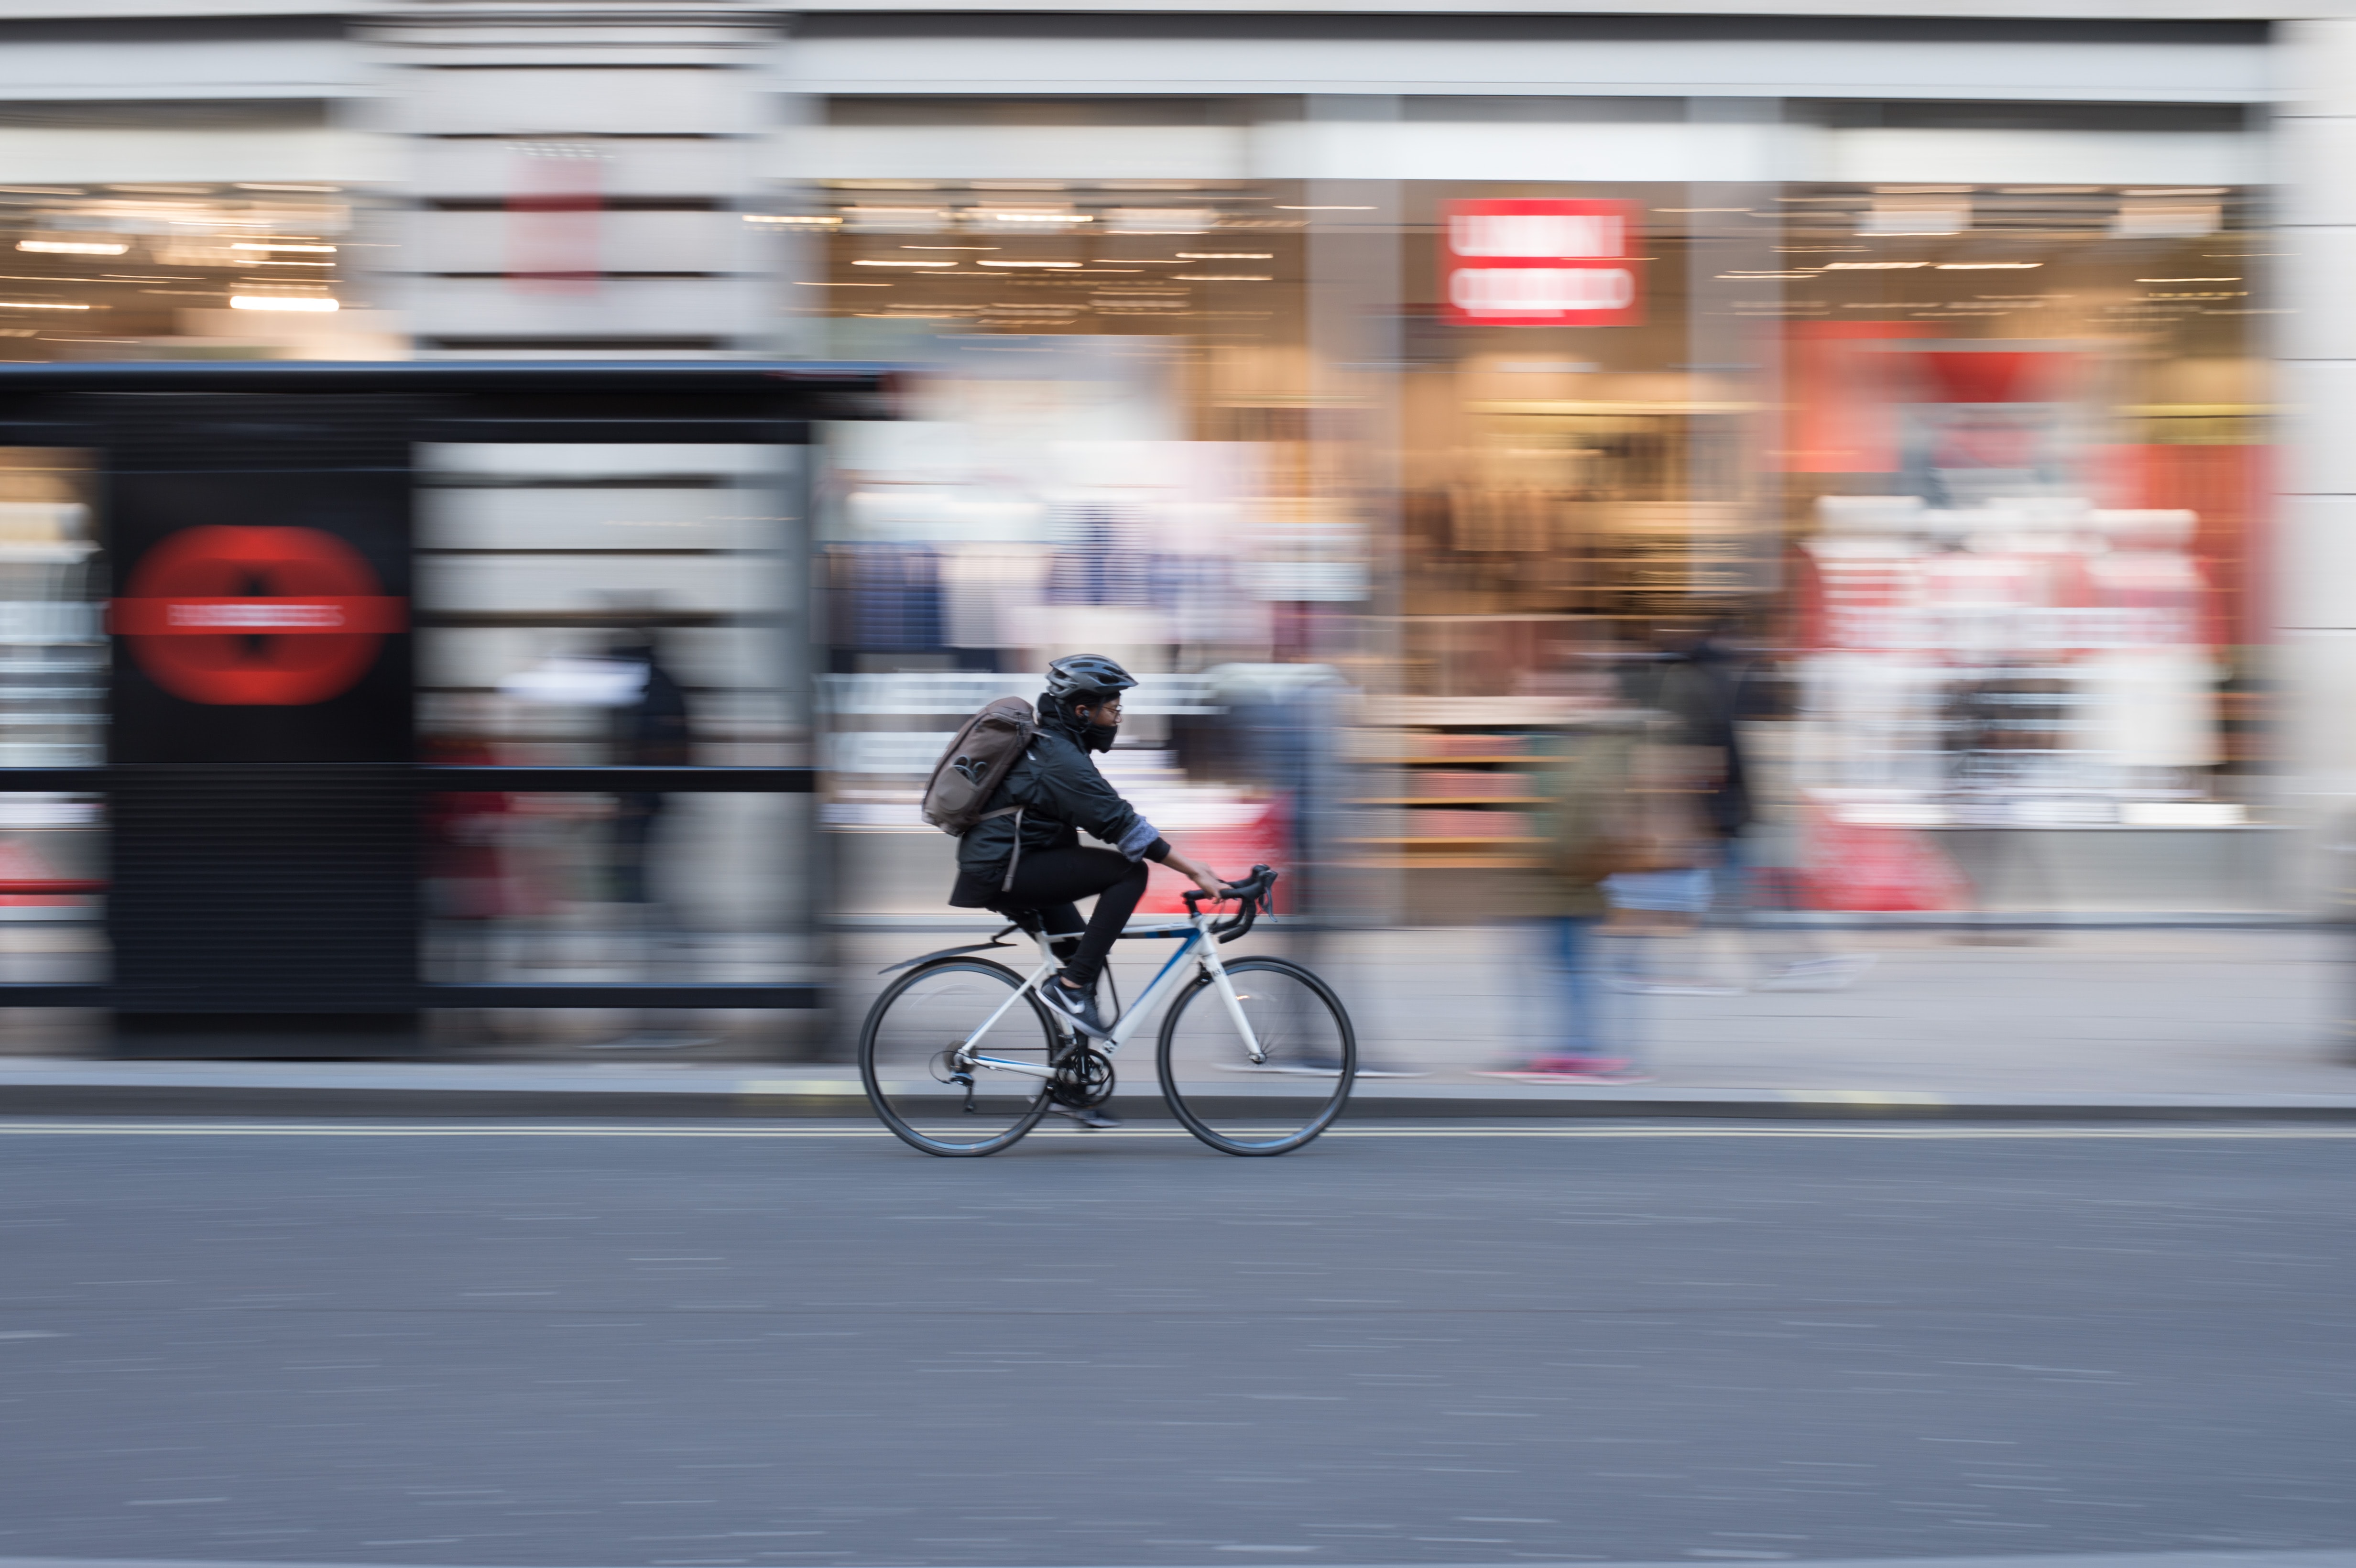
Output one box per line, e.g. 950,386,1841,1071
1191,870,1230,903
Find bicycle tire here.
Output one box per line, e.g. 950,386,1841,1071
1156,956,1355,1155
860,957,1059,1156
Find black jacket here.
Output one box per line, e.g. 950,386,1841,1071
949,726,1165,906
1638,643,1752,839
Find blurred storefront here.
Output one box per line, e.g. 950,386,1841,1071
0,3,2313,924
776,87,2274,916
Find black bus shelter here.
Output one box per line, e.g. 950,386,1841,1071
0,360,894,1055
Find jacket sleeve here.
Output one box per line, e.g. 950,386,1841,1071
1031,738,1161,860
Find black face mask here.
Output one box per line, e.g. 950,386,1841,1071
1065,702,1120,754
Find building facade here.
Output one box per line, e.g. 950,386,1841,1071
0,0,2338,926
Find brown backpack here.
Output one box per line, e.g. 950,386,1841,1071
920,696,1037,838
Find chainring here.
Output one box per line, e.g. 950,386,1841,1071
1048,1044,1116,1109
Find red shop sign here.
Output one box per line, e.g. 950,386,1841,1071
1440,198,1643,327
112,525,405,706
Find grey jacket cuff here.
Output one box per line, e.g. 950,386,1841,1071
1116,817,1161,860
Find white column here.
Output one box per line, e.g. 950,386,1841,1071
367,3,774,358
2274,18,2356,902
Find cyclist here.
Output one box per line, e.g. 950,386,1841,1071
948,653,1229,1045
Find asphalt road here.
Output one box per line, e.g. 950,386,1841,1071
1,1121,2353,1568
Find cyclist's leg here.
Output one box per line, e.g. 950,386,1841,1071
1027,903,1086,969
1000,847,1146,989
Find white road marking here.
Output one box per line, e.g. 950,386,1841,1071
0,1122,2350,1141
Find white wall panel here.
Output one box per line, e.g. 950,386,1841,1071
0,127,396,185
2269,635,2356,804
774,0,2281,17
781,117,2254,189
777,33,2271,103
420,488,779,552
409,69,757,136
2276,228,2356,363
419,554,779,616
413,137,742,199
2273,498,2356,632
2279,362,2356,498
2278,113,2356,227
2281,16,2356,121
0,37,359,99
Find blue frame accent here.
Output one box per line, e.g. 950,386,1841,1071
1144,929,1204,995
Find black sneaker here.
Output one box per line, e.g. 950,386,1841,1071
1045,1102,1123,1131
1041,974,1111,1037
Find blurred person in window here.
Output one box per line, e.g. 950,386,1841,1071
588,625,707,1049
606,625,689,910
1628,622,1872,989
1602,625,1734,995
1492,646,1652,1083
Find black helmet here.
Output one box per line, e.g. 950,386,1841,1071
1043,653,1138,707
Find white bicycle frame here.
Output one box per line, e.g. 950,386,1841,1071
953,908,1264,1082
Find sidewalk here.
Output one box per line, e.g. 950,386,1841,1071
0,925,2349,1119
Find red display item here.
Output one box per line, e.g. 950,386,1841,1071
1799,795,1970,912
112,524,405,706
1440,198,1643,327
1138,796,1290,915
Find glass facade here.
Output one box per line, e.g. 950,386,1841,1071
0,90,2281,952
416,441,818,1045
792,131,2269,915
0,175,379,361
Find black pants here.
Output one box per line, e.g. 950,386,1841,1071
992,846,1147,988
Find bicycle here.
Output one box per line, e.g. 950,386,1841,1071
858,865,1354,1157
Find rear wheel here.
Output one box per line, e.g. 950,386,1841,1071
1156,956,1354,1155
861,958,1058,1156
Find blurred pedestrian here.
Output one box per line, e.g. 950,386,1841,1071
605,625,690,910
1634,622,1872,989
1600,715,1731,996
594,625,705,1048
1491,664,1652,1083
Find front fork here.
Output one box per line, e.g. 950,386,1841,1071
1200,945,1267,1064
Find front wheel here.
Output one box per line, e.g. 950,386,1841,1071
861,958,1058,1156
1156,956,1354,1155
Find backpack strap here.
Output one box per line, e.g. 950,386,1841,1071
993,806,1025,893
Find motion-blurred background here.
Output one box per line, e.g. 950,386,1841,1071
0,0,2337,1086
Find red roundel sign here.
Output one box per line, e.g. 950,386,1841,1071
112,525,405,706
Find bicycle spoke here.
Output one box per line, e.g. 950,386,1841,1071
862,959,1057,1155
1157,957,1354,1155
